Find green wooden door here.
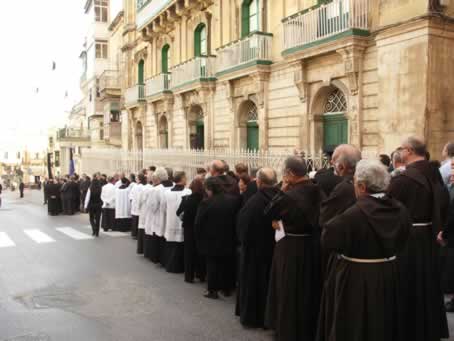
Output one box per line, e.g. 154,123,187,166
247,121,259,150
138,60,144,84
323,114,348,150
162,45,170,73
196,120,205,149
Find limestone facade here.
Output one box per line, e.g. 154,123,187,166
106,1,454,156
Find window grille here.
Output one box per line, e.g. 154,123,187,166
324,89,347,113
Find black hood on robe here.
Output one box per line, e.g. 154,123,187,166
356,195,404,252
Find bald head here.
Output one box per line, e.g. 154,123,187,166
399,136,427,164
257,167,277,188
332,144,362,176
210,160,225,176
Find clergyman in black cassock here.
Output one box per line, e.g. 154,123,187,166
195,176,240,299
176,178,206,283
317,159,411,341
235,168,278,328
47,180,61,216
388,137,450,341
264,157,322,341
60,180,74,215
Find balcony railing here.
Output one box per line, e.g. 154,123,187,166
170,56,216,89
136,0,172,30
99,70,120,91
57,128,90,141
145,73,171,97
125,84,145,105
216,32,273,75
283,0,369,53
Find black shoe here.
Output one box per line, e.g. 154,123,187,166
446,299,454,312
204,291,219,299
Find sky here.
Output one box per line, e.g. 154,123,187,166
0,1,86,152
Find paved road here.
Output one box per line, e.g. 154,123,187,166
0,189,453,341
0,189,272,341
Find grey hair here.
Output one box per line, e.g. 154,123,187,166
154,167,169,182
257,168,277,186
355,159,391,193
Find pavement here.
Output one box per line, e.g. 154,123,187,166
0,189,453,341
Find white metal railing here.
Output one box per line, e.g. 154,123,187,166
99,70,120,91
136,0,172,30
80,148,331,181
170,56,216,89
216,32,273,75
145,73,171,97
283,0,369,51
125,84,145,105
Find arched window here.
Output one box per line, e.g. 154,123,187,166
194,24,207,57
241,0,259,38
161,44,170,74
138,59,144,85
324,89,347,114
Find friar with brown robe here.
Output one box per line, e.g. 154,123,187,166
264,157,322,341
317,159,411,341
388,137,450,341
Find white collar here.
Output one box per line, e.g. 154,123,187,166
370,193,386,198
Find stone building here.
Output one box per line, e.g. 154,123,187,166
111,0,454,157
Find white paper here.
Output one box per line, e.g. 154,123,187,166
275,221,286,242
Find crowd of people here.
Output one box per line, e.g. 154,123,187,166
44,136,454,341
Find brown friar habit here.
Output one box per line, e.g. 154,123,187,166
388,160,450,340
317,194,411,341
235,186,278,328
265,180,322,341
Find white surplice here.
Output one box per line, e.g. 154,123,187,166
151,184,174,238
144,185,159,236
138,184,152,230
129,183,143,216
101,183,116,209
164,188,192,242
115,186,132,219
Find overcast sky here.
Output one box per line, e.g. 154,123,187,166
0,1,86,152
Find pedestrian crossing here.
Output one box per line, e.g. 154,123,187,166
0,226,130,249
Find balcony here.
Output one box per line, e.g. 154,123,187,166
216,32,273,78
125,84,145,107
99,70,120,97
56,128,90,142
145,73,171,98
170,56,216,92
282,0,369,56
104,122,122,146
136,0,173,30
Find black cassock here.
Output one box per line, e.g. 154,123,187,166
47,183,61,216
235,186,277,328
388,160,450,341
265,180,322,341
195,193,240,292
317,195,411,341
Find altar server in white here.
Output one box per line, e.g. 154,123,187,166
115,177,132,232
164,171,191,273
137,173,154,255
129,174,145,239
101,177,116,231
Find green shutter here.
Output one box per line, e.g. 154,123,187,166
162,45,169,73
138,60,144,84
241,1,250,38
194,26,201,57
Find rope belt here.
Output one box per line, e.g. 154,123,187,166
340,254,397,264
286,233,312,238
412,222,432,227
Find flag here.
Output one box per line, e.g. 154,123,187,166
52,61,56,70
69,148,75,176
47,153,53,179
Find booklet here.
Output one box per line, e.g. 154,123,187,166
275,220,286,242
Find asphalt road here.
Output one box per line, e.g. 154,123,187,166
0,189,453,341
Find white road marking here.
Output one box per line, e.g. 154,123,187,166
24,230,55,244
0,232,15,248
82,225,129,237
56,227,94,240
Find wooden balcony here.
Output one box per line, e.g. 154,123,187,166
99,70,121,100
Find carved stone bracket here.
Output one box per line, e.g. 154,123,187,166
223,80,235,113
250,72,270,109
134,47,148,63
336,46,365,96
291,61,308,103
